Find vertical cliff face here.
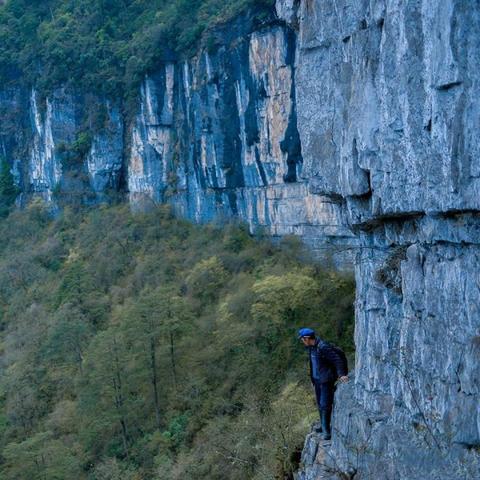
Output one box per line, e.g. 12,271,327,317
284,0,480,478
0,87,123,205
126,16,355,260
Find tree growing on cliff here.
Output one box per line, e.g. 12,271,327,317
0,159,18,217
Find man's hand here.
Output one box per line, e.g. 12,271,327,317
338,376,349,384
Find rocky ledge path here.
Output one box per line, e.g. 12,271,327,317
295,422,356,480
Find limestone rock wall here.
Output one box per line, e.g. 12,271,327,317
282,0,480,478
126,18,355,259
0,87,123,204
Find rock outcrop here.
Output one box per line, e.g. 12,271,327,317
0,1,479,478
281,0,480,478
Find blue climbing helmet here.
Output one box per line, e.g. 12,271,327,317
297,327,315,339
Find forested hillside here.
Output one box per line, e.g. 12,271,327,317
0,203,354,480
0,0,274,97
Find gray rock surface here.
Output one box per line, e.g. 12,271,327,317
0,87,124,205
294,426,334,480
292,0,480,222
126,17,356,262
285,0,480,478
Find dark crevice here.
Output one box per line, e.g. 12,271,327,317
455,442,480,451
431,238,480,247
325,193,345,203
257,77,267,99
348,188,372,202
221,44,246,189
254,146,268,186
435,81,462,91
301,41,331,52
352,211,425,233
209,164,219,189
227,190,238,215
434,209,480,219
366,170,372,194
366,211,425,223
281,27,303,183
374,245,409,295
424,118,432,132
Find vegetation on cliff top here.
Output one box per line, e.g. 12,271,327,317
0,204,354,479
0,0,275,97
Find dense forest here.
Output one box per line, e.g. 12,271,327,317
0,0,275,97
0,199,354,480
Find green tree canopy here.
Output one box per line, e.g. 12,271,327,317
0,0,275,97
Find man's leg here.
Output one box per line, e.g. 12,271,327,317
319,381,335,440
313,381,323,432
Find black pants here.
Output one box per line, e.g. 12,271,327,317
313,380,335,414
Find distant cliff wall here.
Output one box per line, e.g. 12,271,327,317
0,8,355,262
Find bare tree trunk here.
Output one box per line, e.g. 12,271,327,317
150,336,161,429
112,337,129,457
169,331,178,391
112,375,129,458
75,342,84,374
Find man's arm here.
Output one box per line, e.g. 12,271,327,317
320,343,348,380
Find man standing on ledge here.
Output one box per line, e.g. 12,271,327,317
298,328,349,440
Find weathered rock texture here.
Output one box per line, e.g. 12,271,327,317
0,1,479,478
282,0,480,478
0,87,123,205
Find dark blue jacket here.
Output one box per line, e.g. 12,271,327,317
308,338,348,384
